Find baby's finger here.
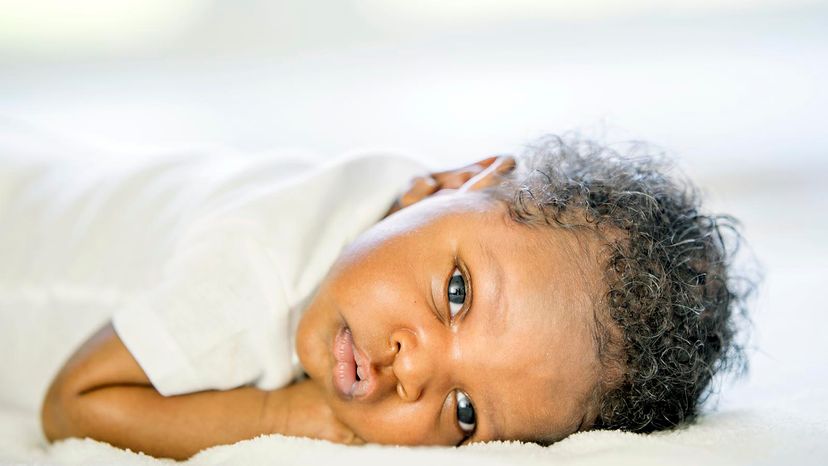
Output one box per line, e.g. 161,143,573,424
346,434,366,446
325,426,365,445
459,155,516,193
431,156,499,190
385,175,439,217
398,175,438,208
431,187,458,197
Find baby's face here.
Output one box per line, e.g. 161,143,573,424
297,191,604,445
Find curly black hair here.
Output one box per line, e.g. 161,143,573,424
494,134,753,434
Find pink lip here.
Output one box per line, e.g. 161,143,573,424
332,327,377,400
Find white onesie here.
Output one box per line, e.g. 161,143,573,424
112,153,425,395
0,124,426,397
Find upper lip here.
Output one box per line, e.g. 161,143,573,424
350,334,379,400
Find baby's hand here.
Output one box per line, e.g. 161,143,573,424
386,155,515,216
267,379,363,445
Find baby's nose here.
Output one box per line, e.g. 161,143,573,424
389,328,433,402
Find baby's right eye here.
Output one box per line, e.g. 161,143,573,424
447,268,466,319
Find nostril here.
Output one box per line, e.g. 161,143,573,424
389,337,402,355
389,329,415,361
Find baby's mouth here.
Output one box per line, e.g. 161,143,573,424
332,327,376,399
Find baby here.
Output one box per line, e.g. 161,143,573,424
40,135,748,459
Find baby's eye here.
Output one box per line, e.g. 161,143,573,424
455,391,476,434
447,268,466,319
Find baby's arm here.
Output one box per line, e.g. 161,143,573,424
42,323,359,460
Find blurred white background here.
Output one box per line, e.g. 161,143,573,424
1,0,827,413
2,1,826,174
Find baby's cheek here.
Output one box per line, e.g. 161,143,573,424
332,401,445,446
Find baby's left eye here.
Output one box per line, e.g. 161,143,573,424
447,268,466,319
455,391,476,435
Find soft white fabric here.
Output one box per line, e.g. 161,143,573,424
0,126,426,397
1,388,825,466
112,153,424,395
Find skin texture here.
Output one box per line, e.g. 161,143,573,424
41,156,605,458
297,188,606,445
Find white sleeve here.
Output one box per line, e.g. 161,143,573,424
111,152,428,396
112,218,294,396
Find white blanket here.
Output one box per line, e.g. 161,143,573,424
1,127,826,465
1,393,825,465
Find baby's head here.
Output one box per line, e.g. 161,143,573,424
297,135,749,445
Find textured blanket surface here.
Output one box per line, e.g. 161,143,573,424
2,393,826,466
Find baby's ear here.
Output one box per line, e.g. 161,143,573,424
432,155,515,192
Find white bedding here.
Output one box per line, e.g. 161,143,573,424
1,390,825,466
1,130,827,465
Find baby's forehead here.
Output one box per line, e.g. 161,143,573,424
410,192,607,298
440,204,603,441
467,299,600,444
384,189,607,328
